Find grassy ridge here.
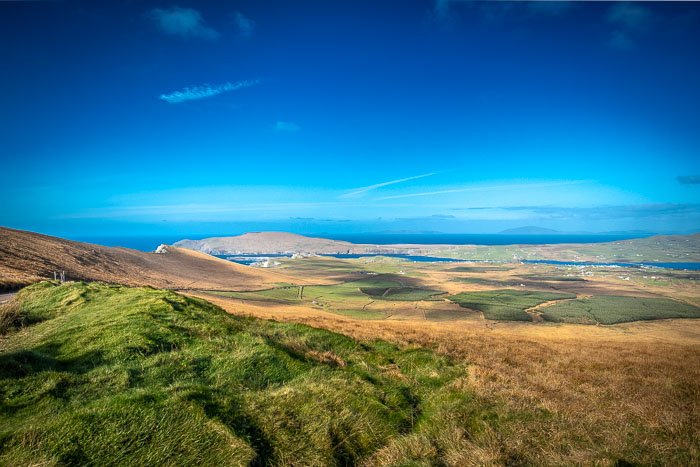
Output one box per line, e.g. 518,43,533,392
449,289,576,321
0,281,509,466
541,295,700,325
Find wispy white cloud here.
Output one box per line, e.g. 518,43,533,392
342,173,436,198
456,203,700,222
376,180,590,200
147,7,220,39
275,121,300,132
606,3,652,51
58,201,365,220
160,79,259,103
234,12,255,38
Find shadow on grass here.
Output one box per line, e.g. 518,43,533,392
184,390,274,466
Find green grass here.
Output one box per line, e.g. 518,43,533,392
448,266,513,273
359,287,443,301
278,257,406,275
448,289,576,321
205,287,301,303
450,277,512,287
0,281,511,466
541,295,700,325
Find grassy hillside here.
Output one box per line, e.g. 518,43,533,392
0,281,502,466
1,282,697,465
0,227,300,292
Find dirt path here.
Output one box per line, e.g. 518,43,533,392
524,298,577,323
0,292,17,304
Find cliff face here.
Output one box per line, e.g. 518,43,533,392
173,232,447,255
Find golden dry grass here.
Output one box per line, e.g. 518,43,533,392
0,275,42,293
192,291,700,465
0,227,304,291
0,299,23,333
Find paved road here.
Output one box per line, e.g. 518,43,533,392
0,292,18,304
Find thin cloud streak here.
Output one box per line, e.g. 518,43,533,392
160,79,259,103
57,201,378,219
376,180,591,200
342,173,436,198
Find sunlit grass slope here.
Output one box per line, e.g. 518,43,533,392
0,281,508,466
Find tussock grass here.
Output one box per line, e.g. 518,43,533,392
0,301,24,334
0,281,498,466
0,276,42,293
211,297,700,466
5,281,697,465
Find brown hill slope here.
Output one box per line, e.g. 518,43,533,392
0,227,302,291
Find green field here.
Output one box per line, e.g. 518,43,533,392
517,275,586,282
541,295,700,325
359,286,443,301
0,281,524,465
448,266,513,273
451,277,513,287
208,286,302,303
205,276,443,318
277,256,408,275
448,289,576,321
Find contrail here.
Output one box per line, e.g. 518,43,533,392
341,173,436,198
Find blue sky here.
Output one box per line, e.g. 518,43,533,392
1,0,699,237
